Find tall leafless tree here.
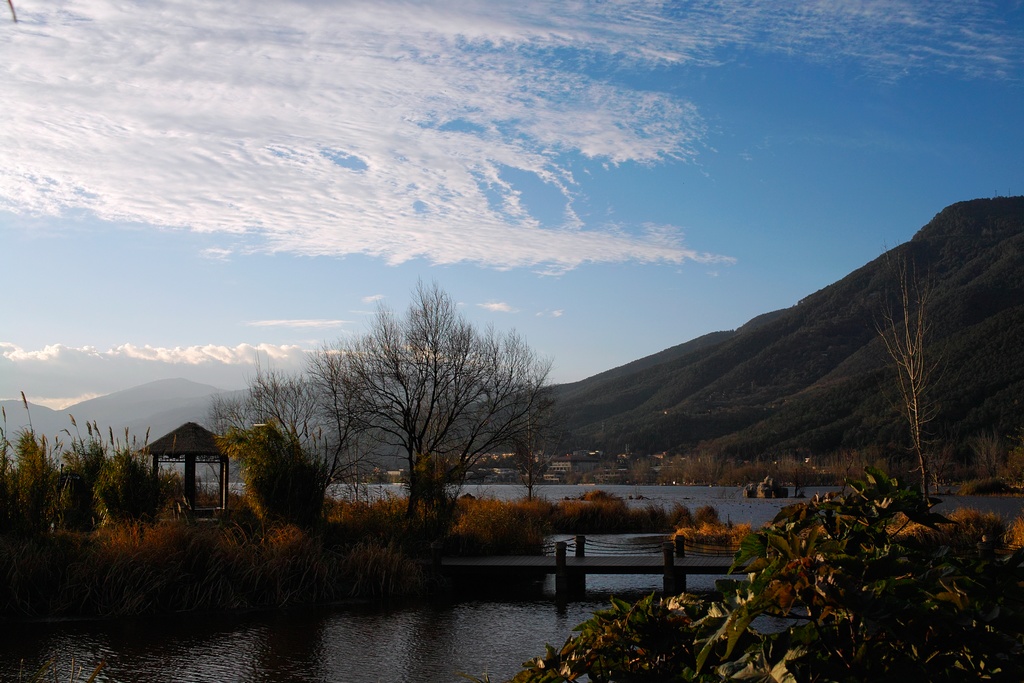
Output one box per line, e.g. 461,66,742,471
319,281,553,518
877,254,937,498
511,391,557,501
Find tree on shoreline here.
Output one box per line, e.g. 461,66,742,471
321,281,553,520
877,253,938,498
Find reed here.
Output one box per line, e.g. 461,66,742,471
447,497,549,555
549,492,674,533
674,521,752,547
896,507,1008,554
0,518,433,618
672,502,750,547
1005,517,1024,549
956,478,1015,495
339,540,426,598
325,496,409,545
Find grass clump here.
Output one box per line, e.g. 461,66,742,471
957,477,1015,495
549,490,675,534
897,507,1007,554
447,497,549,555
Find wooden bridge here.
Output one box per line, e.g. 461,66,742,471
431,535,742,600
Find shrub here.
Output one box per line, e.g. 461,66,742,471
218,423,326,529
94,445,160,523
508,468,1024,682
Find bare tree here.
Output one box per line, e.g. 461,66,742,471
511,392,556,501
322,281,553,518
877,254,937,498
209,360,363,507
969,430,1005,479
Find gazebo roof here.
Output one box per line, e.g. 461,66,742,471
147,422,223,460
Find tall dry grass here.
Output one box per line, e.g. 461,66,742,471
896,507,1008,554
548,491,679,534
339,540,426,598
0,519,430,619
447,497,549,555
673,504,750,547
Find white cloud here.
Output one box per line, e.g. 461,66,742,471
1,0,1018,271
362,295,386,304
0,342,309,403
478,302,516,313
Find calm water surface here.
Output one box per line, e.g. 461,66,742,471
4,485,1022,682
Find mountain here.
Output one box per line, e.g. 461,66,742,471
553,196,1024,458
1,379,231,444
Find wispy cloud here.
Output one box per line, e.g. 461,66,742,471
478,302,517,313
2,0,1018,271
246,319,349,329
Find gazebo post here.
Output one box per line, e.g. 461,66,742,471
184,453,196,510
219,456,229,509
148,422,228,515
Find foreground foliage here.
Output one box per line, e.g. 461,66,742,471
507,468,1024,681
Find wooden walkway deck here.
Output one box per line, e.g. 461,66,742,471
439,554,736,575
431,536,742,600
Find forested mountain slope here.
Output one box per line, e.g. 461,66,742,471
553,196,1024,458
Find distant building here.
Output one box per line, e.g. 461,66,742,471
547,453,601,481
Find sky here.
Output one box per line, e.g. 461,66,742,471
2,0,1023,410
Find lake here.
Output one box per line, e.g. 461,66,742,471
4,484,1022,682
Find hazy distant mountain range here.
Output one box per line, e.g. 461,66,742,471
5,197,1024,460
1,379,239,444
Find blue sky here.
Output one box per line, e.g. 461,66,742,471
2,0,1023,408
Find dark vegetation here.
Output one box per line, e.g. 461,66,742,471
554,197,1024,465
502,469,1024,682
0,416,737,619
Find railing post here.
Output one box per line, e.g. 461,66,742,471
674,535,685,558
575,535,586,558
978,534,995,560
663,541,684,595
431,541,444,577
555,541,568,600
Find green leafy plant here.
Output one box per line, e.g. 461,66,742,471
507,468,1024,682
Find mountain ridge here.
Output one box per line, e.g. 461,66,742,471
553,196,1024,458
1,378,230,443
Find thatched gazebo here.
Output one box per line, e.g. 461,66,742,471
148,422,229,511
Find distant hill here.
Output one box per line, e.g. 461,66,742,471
552,196,1024,458
1,378,231,444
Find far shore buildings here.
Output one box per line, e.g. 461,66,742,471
544,450,604,482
